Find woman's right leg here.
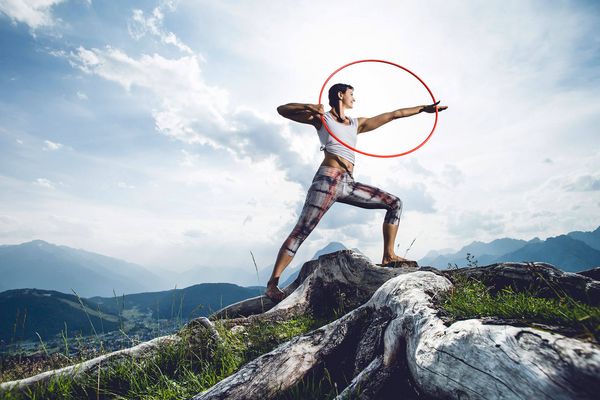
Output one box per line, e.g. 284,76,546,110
266,167,343,300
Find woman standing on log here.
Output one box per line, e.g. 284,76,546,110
265,83,447,302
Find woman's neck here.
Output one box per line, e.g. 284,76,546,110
330,108,347,122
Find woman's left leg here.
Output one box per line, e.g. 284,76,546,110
336,176,412,264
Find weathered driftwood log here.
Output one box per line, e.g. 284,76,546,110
192,261,600,400
441,262,600,306
0,317,220,395
210,250,422,325
578,266,600,282
191,304,397,399
371,270,600,399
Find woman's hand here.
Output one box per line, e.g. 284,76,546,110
421,100,448,113
305,103,325,116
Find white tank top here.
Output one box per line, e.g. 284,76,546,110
315,111,358,165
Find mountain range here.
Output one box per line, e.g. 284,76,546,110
0,283,262,344
0,240,359,296
1,226,598,299
417,226,600,272
1,226,599,345
0,240,165,297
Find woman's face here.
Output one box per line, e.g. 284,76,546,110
340,88,355,109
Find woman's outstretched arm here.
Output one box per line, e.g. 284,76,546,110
357,101,447,134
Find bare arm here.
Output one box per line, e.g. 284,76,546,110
277,103,324,128
357,101,447,134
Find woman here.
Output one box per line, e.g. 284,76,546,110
265,83,447,302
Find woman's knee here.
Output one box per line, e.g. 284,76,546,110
390,195,402,212
384,195,403,225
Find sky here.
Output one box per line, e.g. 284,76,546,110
0,0,599,275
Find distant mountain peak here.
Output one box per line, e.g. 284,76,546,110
28,239,51,245
0,240,162,297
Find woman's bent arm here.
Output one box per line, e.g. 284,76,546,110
277,103,312,116
277,103,324,127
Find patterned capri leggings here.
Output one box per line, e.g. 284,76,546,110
281,165,403,257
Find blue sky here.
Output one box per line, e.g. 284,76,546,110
0,0,599,274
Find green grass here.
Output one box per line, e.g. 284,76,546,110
439,257,600,343
1,313,331,399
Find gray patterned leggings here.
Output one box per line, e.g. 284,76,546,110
281,165,403,256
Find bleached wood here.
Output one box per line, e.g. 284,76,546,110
194,257,600,399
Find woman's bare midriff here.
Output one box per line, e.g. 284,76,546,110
321,150,354,175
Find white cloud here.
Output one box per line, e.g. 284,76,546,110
400,182,437,214
0,214,36,238
447,210,505,237
47,214,93,236
0,0,66,29
127,2,194,55
117,181,135,189
34,178,55,188
76,90,88,100
65,45,314,188
564,174,600,192
178,149,198,167
43,139,63,151
183,228,205,238
317,203,375,231
67,46,229,132
441,164,465,187
404,158,434,177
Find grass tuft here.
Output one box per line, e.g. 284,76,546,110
440,256,600,343
1,311,330,399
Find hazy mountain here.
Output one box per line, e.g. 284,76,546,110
172,265,262,290
0,288,120,343
0,240,164,297
420,248,455,261
492,234,600,272
418,226,600,272
312,242,348,260
87,282,263,321
418,238,534,268
1,283,263,344
567,226,600,252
